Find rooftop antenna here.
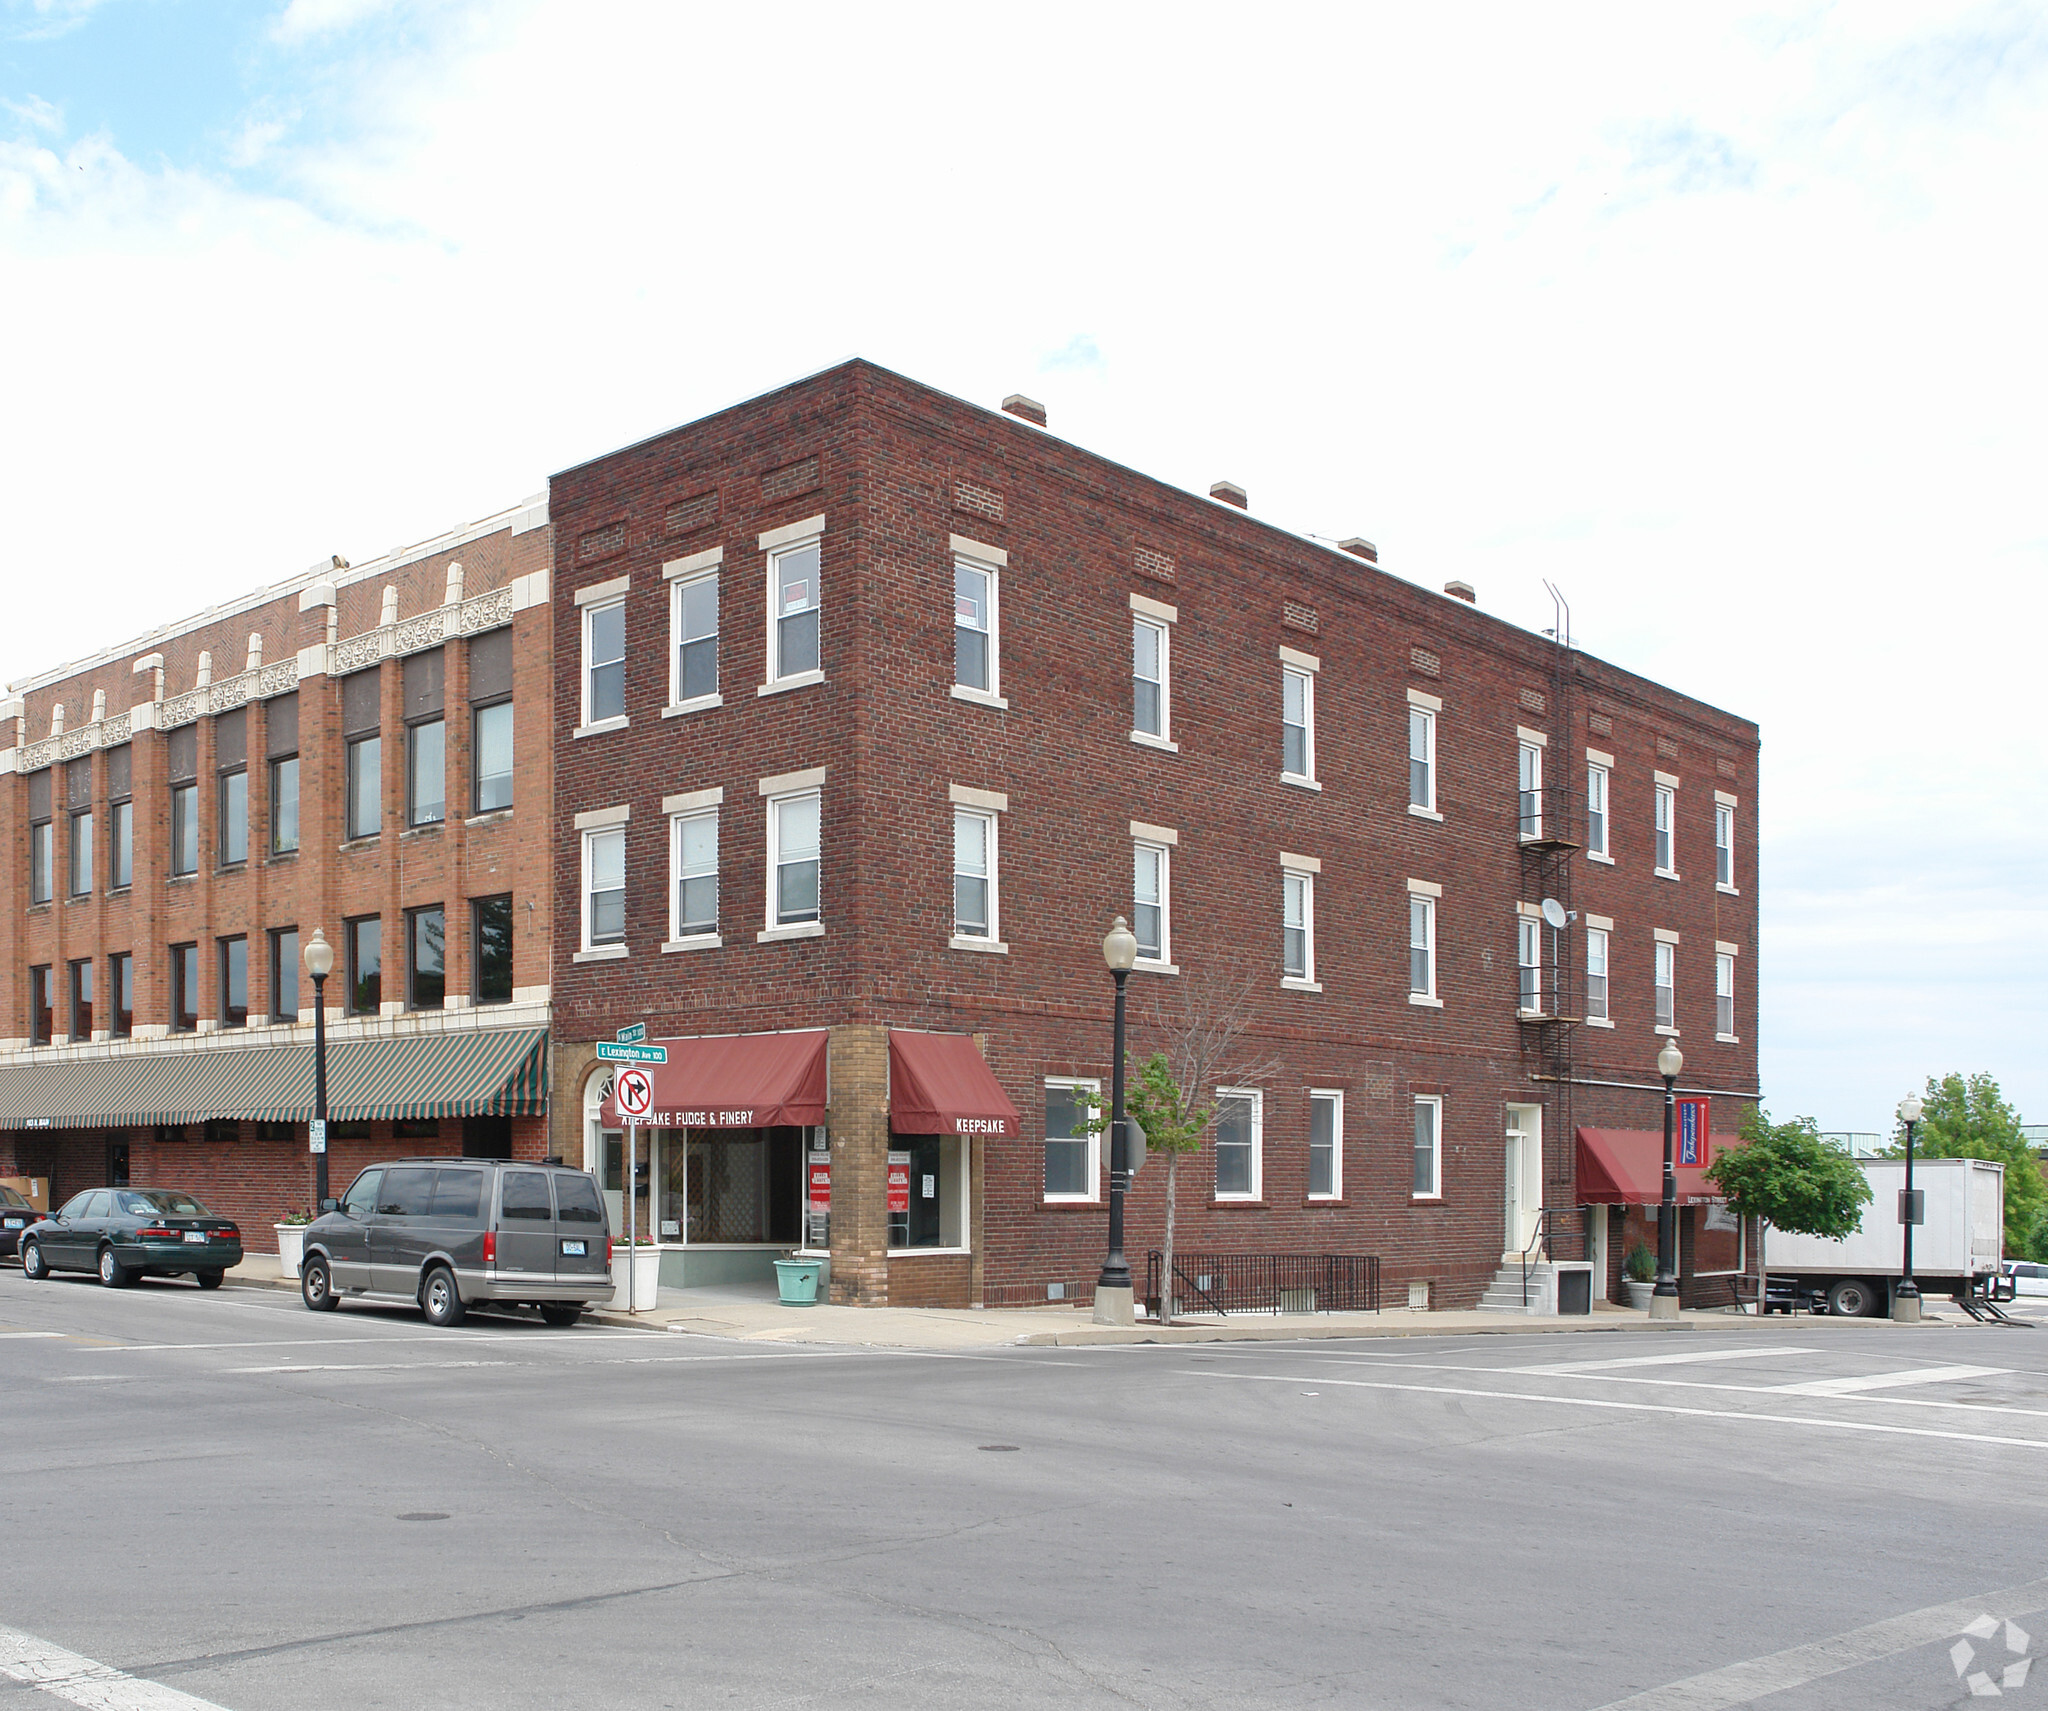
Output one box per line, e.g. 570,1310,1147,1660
1541,579,1571,651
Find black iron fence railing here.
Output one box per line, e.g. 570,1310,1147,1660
1143,1252,1380,1318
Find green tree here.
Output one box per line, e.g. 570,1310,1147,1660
1705,1105,1873,1310
1078,969,1276,1323
1893,1073,2044,1258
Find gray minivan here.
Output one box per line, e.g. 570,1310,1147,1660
298,1159,612,1327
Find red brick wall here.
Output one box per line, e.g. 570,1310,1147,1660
546,360,1762,1308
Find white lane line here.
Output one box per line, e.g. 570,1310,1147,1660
0,1622,235,1710
81,1332,653,1353
0,1331,66,1339
228,1360,520,1373
1772,1363,2008,1396
1182,1370,2048,1451
1582,1574,2048,1710
1514,1346,1821,1375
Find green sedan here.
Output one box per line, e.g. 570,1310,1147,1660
19,1188,243,1289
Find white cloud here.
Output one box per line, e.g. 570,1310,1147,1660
268,0,402,47
5,0,2047,1132
1,93,63,132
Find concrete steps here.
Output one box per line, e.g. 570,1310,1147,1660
1478,1261,1552,1314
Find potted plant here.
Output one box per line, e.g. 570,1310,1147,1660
774,1248,825,1306
1622,1242,1657,1310
274,1209,314,1280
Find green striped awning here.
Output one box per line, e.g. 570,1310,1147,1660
0,1028,547,1129
326,1028,548,1123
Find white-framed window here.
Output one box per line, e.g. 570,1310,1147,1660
582,826,625,950
954,553,999,697
1043,1078,1100,1202
1282,664,1315,782
1715,798,1736,890
1518,912,1542,1013
1412,1095,1443,1199
1586,926,1610,1021
953,807,996,941
1409,706,1437,812
1654,781,1677,875
1282,864,1314,984
1716,950,1736,1038
670,807,718,942
1408,892,1437,1000
1586,761,1610,858
1308,1089,1342,1200
1133,838,1171,964
1214,1089,1262,1201
1655,940,1676,1029
670,569,719,708
582,599,626,727
1133,614,1169,741
1518,738,1544,839
768,538,822,684
768,790,822,928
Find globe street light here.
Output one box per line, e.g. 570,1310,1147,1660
1650,1036,1684,1321
1894,1091,1925,1323
303,928,335,1211
1093,914,1138,1327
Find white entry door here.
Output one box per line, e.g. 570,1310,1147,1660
1504,1104,1544,1257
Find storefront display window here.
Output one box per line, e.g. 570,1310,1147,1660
887,1134,965,1251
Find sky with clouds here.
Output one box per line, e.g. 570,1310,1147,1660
3,1,2043,1136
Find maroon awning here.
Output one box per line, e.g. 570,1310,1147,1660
600,1030,828,1129
1577,1127,1726,1205
888,1031,1020,1138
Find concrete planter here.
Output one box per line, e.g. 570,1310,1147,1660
1624,1279,1655,1311
274,1224,306,1280
607,1247,662,1312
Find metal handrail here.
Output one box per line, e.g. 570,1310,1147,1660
1520,1208,1550,1307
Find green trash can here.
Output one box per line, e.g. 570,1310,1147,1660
774,1258,824,1306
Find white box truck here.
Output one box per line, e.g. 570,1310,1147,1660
1761,1156,2005,1316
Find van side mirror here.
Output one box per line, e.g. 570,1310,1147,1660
320,1198,340,1214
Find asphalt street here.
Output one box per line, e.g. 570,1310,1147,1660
5,1274,2048,1711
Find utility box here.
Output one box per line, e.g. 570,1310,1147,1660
1556,1267,1593,1315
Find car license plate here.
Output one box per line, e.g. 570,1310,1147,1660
2,1218,21,1229
183,1230,207,1244
560,1240,586,1257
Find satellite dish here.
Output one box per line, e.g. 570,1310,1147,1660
1540,897,1569,930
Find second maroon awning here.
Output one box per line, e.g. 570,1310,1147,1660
888,1030,1020,1138
1576,1127,1726,1205
600,1030,829,1129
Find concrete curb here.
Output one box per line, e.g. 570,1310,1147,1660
221,1259,1997,1349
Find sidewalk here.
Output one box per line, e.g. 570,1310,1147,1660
227,1255,1991,1350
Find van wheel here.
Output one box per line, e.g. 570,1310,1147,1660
1827,1278,1878,1317
539,1304,582,1328
20,1240,48,1280
421,1266,466,1327
301,1256,340,1311
98,1245,132,1288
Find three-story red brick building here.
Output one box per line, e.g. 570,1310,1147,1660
544,361,1762,1311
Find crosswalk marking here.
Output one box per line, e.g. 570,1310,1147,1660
1772,1363,2008,1396
1183,1369,2048,1452
0,1624,234,1711
1514,1346,1820,1376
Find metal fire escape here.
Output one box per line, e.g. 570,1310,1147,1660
1516,583,1580,1263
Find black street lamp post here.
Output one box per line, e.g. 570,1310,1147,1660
304,928,335,1210
1894,1092,1924,1322
1093,915,1138,1326
1650,1037,1684,1321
